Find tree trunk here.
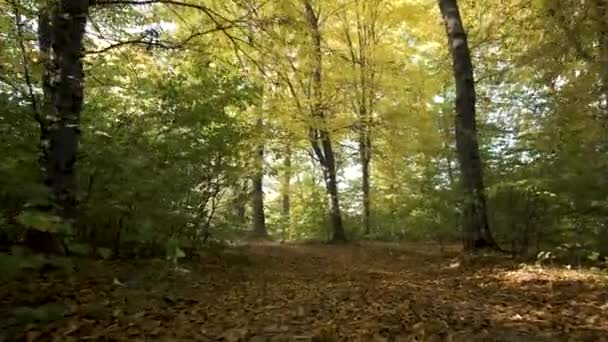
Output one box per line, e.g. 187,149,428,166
251,171,267,237
304,0,346,243
593,0,608,114
251,119,267,237
232,180,248,225
38,7,52,189
281,144,291,237
343,2,377,236
438,103,457,188
438,0,497,251
38,1,89,221
323,145,346,242
358,54,372,236
361,141,371,235
592,0,608,255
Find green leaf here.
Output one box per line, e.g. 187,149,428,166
175,246,186,259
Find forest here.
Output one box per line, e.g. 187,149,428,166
1,0,608,340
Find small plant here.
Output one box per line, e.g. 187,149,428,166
165,238,186,265
535,250,555,267
587,251,608,272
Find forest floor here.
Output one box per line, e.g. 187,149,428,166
2,242,608,341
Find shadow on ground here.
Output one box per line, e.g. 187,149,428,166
1,243,607,341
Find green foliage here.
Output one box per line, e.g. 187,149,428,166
0,251,74,281
2,0,608,255
16,211,70,234
287,175,330,241
72,49,256,250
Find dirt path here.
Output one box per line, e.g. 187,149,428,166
2,243,608,341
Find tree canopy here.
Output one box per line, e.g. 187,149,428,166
1,0,607,259
3,0,608,340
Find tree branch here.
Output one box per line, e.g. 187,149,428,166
92,0,231,24
85,25,240,54
9,0,42,125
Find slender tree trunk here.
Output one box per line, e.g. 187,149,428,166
359,50,372,236
304,0,346,242
38,8,52,181
594,0,608,113
438,0,497,251
593,0,608,141
438,103,457,187
593,0,608,255
251,119,267,237
322,146,346,242
241,12,269,238
281,144,292,237
39,1,88,221
232,180,248,225
26,0,88,254
344,1,376,236
445,149,456,188
360,131,371,236
358,42,371,236
251,169,267,237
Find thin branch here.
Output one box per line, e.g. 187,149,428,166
0,68,30,98
86,35,147,54
93,0,233,24
9,0,41,123
85,25,237,54
5,0,37,15
92,0,256,49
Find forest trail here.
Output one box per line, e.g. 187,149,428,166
2,243,608,341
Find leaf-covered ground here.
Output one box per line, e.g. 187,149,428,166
2,243,608,341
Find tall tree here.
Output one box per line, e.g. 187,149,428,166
39,0,89,221
281,142,292,236
592,0,608,253
438,0,497,250
342,0,380,236
304,0,346,242
240,5,269,238
251,117,268,237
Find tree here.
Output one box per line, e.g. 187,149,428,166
4,0,607,256
438,0,497,250
38,0,89,221
341,0,380,236
304,0,346,242
251,117,268,237
548,0,608,253
281,142,292,237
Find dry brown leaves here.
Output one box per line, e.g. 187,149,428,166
1,243,607,341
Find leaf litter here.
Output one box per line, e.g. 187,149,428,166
1,243,607,341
